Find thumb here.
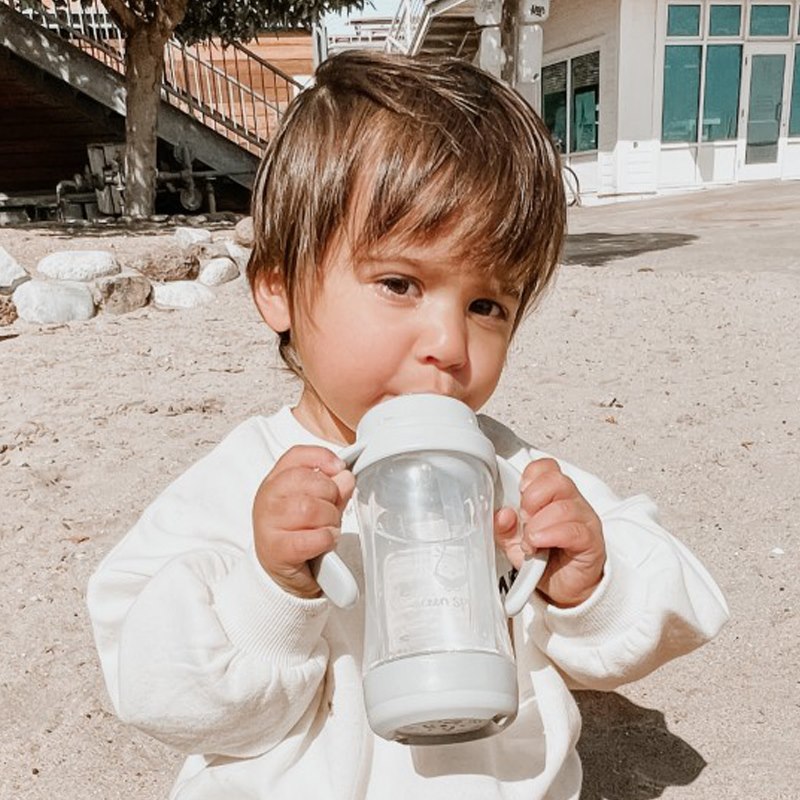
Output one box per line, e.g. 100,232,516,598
494,507,525,570
494,506,518,543
331,469,356,511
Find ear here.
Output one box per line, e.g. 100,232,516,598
253,271,291,334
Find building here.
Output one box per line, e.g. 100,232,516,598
541,0,800,197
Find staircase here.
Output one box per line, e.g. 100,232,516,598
385,0,479,60
0,0,306,192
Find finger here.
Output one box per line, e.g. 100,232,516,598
523,491,594,532
520,457,562,492
494,507,532,568
331,469,356,511
523,518,595,553
259,490,343,531
272,445,347,479
268,525,341,566
493,507,519,542
265,464,343,507
520,469,579,519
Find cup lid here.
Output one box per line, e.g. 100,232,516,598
345,394,497,475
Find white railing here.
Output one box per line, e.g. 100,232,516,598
385,0,428,54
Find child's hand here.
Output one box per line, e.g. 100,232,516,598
495,458,606,608
253,446,355,599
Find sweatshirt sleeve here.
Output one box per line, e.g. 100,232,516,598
481,415,730,690
526,489,730,690
86,419,331,757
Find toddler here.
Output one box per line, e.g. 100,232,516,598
88,50,729,800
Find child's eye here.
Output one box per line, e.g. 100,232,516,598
379,277,416,297
470,298,508,320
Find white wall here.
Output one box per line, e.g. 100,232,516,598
614,0,660,193
543,0,665,197
543,0,620,152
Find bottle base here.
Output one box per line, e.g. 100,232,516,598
363,651,518,745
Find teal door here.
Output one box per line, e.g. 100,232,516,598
745,53,786,164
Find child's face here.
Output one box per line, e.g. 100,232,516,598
257,225,521,444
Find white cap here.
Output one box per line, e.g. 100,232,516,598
345,394,497,476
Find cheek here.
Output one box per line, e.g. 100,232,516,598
474,334,510,372
470,339,510,392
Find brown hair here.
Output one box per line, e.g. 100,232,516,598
248,50,566,374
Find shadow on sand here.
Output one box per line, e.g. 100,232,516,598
0,215,241,241
563,232,697,267
576,692,706,800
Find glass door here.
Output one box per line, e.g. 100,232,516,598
739,43,794,179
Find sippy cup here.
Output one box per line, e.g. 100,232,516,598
313,394,549,745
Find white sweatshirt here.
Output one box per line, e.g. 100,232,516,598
87,407,729,800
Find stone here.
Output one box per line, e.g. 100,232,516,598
198,256,239,286
37,250,119,282
0,246,30,294
234,216,254,247
174,226,212,249
13,280,95,323
186,240,230,262
94,273,152,315
0,296,17,326
152,280,215,309
131,245,199,282
225,241,251,272
0,210,29,225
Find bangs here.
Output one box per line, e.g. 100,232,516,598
350,121,557,293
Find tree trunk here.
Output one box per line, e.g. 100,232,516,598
500,0,517,87
124,25,168,218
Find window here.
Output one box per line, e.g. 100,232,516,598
709,4,741,36
749,5,791,36
663,4,746,144
668,5,702,36
663,46,701,141
703,45,743,140
790,45,800,136
571,53,600,152
543,52,600,154
542,62,567,151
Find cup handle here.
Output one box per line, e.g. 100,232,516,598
311,549,360,609
309,440,366,609
495,457,550,616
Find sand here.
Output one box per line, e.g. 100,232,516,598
1,181,798,799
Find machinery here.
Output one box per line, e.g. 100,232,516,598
56,141,226,220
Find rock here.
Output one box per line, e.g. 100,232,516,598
152,281,215,309
13,280,95,323
94,273,152,315
0,210,29,225
198,256,239,286
0,296,17,326
234,216,254,247
130,245,200,282
225,241,251,272
37,250,119,282
186,240,231,262
174,226,212,249
0,246,30,294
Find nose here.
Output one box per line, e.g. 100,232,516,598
416,306,469,371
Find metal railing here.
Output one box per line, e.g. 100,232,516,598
2,0,304,155
385,0,428,54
